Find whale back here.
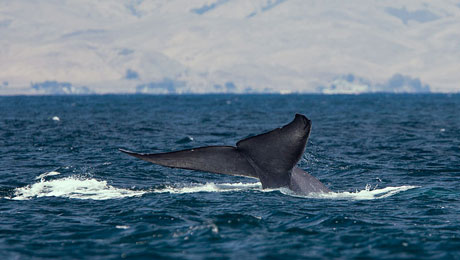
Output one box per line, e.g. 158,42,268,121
289,167,331,194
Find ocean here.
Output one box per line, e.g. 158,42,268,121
1,94,459,259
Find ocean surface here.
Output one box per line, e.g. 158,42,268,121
1,94,459,259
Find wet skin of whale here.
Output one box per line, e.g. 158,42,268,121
120,114,331,195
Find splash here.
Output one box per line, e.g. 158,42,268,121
8,175,146,201
281,184,419,200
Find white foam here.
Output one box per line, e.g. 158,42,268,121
153,182,262,194
6,173,417,201
35,171,61,180
281,185,419,200
9,176,146,200
116,225,130,229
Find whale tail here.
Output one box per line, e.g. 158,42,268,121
120,114,330,193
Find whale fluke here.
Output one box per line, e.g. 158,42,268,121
120,114,331,195
119,147,257,178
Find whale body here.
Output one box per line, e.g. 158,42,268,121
120,114,330,195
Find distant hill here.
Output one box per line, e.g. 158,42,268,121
1,0,459,94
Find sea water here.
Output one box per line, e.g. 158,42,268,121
1,94,459,259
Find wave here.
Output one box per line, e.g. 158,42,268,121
6,172,418,201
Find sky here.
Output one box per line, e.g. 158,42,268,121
1,0,460,95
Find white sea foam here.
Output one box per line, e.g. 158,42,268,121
153,182,262,194
281,185,419,200
7,172,417,201
35,171,61,180
9,176,146,200
116,225,130,229
153,182,417,200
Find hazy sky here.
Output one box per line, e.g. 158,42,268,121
1,0,459,94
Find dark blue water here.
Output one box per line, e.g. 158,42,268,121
1,94,459,259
